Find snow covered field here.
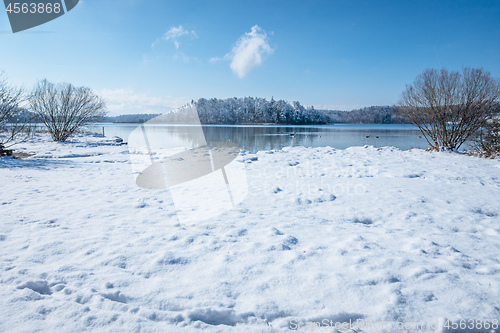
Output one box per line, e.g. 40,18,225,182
1,134,500,332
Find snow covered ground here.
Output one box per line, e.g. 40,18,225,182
1,134,500,332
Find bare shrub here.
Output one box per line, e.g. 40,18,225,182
0,71,28,155
29,79,107,142
470,112,500,158
398,68,500,150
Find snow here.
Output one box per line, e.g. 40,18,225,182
1,133,500,332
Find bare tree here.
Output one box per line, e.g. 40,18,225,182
29,79,107,142
398,68,500,150
0,71,27,155
472,106,500,157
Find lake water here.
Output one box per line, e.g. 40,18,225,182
89,123,434,153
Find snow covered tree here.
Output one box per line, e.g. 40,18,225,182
160,97,328,125
29,79,107,142
399,67,500,150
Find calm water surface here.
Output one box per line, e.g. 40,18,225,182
90,123,432,153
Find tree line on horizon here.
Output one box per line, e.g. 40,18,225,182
106,99,405,125
6,98,405,125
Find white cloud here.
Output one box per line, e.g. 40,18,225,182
209,56,223,63
215,25,273,78
153,25,197,49
99,88,190,116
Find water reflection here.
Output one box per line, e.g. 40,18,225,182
96,124,429,153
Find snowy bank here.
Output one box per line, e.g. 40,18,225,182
1,134,500,332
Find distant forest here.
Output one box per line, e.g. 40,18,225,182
14,97,405,125
106,97,404,125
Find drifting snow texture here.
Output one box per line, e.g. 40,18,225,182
1,135,500,332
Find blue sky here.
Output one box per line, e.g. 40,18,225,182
1,0,499,116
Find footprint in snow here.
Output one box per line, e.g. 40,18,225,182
353,217,373,225
136,202,147,209
270,227,283,235
282,236,299,251
101,290,128,304
16,280,52,295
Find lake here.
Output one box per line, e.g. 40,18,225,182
88,123,435,153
